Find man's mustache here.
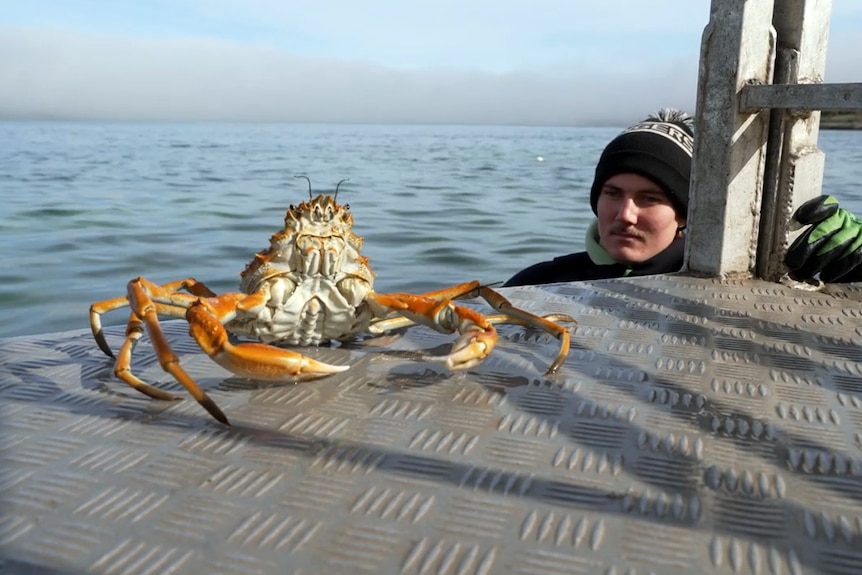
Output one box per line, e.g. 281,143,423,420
607,225,646,240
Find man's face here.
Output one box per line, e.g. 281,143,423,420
596,173,686,264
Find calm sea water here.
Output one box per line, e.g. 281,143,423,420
2,121,861,338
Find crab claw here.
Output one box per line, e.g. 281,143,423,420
426,329,496,371
210,341,350,382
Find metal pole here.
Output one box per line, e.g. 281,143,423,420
755,0,831,281
684,0,775,278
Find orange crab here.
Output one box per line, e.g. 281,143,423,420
90,178,575,425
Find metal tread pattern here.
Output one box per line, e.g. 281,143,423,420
1,276,861,575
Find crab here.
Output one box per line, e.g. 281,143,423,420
89,178,575,425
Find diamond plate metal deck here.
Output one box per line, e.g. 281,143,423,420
1,276,862,574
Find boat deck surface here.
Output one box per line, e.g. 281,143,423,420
1,275,861,574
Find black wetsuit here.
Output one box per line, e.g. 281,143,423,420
503,237,685,287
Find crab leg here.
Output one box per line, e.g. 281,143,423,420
369,281,574,374
116,277,349,425
371,312,575,333
367,281,495,332
371,281,575,332
112,307,192,402
368,290,496,370
90,278,218,358
477,285,573,375
92,278,223,405
121,278,230,424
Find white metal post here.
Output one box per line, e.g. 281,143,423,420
684,0,776,278
755,0,831,281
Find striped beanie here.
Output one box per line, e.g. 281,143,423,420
589,108,695,217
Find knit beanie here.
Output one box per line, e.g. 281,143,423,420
589,108,694,217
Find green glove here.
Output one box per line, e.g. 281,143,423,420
785,196,862,283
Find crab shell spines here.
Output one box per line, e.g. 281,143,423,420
239,194,373,294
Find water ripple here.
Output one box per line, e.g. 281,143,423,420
20,207,87,218
1,121,860,337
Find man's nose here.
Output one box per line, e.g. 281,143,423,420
617,197,638,223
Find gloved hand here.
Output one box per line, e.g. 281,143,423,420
785,196,862,283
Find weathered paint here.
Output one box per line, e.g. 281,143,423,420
686,0,776,278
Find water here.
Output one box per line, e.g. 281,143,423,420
1,122,861,338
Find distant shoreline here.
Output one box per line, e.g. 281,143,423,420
820,109,862,130
1,111,861,129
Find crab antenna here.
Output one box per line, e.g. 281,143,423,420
334,178,349,200
294,175,313,200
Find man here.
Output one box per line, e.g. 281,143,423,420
505,108,693,286
504,109,862,287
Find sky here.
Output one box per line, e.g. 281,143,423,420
0,1,859,126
